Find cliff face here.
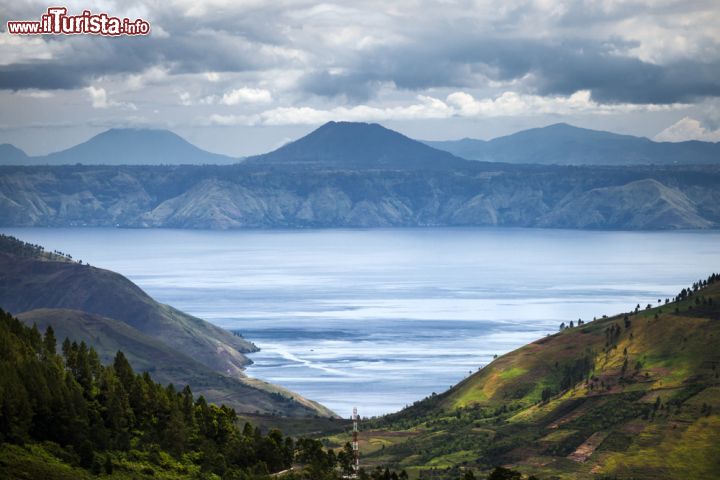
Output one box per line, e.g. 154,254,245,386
2,163,719,230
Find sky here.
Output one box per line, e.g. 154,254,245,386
1,0,720,156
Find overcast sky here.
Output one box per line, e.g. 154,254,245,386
1,0,719,156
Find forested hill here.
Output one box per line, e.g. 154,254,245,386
349,274,720,479
0,310,340,479
0,309,432,479
0,233,73,262
0,234,334,418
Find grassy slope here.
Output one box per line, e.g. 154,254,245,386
336,282,720,479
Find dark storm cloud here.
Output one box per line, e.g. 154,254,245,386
296,34,720,104
0,31,286,90
0,0,304,90
0,36,159,90
2,0,719,106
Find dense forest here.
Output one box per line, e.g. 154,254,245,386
1,308,456,479
0,307,303,478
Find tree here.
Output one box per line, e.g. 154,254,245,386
487,466,522,480
113,351,135,388
42,325,57,358
338,441,355,476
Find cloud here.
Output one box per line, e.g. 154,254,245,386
86,86,109,108
205,90,684,126
2,0,720,153
1,0,718,108
221,87,272,105
654,117,720,142
86,86,136,110
15,89,54,98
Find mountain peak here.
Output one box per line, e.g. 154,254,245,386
34,128,238,165
0,143,29,164
247,121,469,170
427,123,720,166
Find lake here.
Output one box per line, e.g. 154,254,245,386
4,227,719,417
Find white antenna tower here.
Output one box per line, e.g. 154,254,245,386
352,407,359,477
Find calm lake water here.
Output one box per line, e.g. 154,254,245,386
4,227,720,416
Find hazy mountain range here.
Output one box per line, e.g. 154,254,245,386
1,121,719,230
1,122,718,167
425,123,720,166
0,128,239,166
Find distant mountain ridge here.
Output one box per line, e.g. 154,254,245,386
0,128,239,165
425,123,720,165
0,143,28,164
2,122,719,167
1,122,720,230
246,121,470,170
2,162,719,230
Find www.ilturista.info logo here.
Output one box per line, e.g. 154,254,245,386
7,7,150,36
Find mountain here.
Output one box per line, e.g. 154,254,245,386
0,143,28,164
0,252,256,377
426,123,720,165
0,236,333,417
537,178,714,229
246,121,470,170
353,274,720,479
2,162,719,230
1,128,239,165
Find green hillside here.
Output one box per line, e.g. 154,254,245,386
15,308,328,416
0,308,410,480
0,235,333,417
334,274,720,479
0,251,256,377
0,309,326,480
0,233,73,262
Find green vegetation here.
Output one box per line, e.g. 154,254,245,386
336,274,720,479
0,308,421,480
3,228,719,479
0,308,300,478
0,234,333,417
0,233,74,262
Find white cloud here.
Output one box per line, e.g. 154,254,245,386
654,117,720,142
85,86,137,110
86,86,109,108
125,67,169,90
0,33,67,66
15,90,54,98
446,90,683,117
178,91,192,106
221,87,273,105
205,90,686,126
